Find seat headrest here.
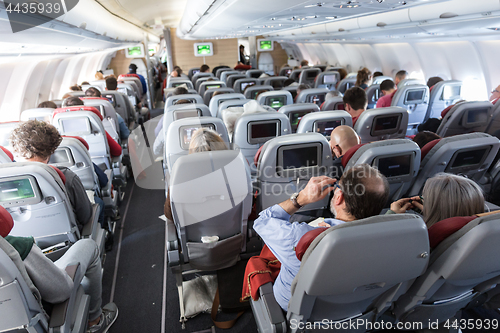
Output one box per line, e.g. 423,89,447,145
428,216,477,249
441,104,454,118
118,74,140,80
420,138,441,161
0,205,13,237
0,146,14,161
54,106,103,121
296,227,329,261
341,143,366,168
80,97,108,102
62,135,89,150
49,165,66,184
254,145,264,167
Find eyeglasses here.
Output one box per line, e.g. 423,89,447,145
492,89,499,94
333,182,341,192
331,144,342,157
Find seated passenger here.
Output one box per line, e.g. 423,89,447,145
329,125,361,170
294,84,310,102
0,207,118,333
355,67,372,90
376,79,397,108
300,60,309,68
155,86,189,137
95,71,104,80
163,128,228,220
427,76,443,91
336,68,348,90
62,97,122,157
388,173,484,248
84,86,130,141
394,70,408,85
417,118,441,134
200,64,210,73
373,71,383,78
10,121,93,231
69,84,82,92
253,164,390,310
37,101,57,109
283,78,298,87
412,131,441,149
343,87,367,126
128,63,147,94
490,84,500,105
319,90,343,109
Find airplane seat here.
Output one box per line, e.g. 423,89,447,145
295,88,330,105
298,68,321,86
366,84,381,109
232,112,291,174
166,78,194,90
98,90,133,126
226,74,247,88
215,67,232,78
390,84,429,134
191,72,213,86
393,213,500,328
408,133,500,196
312,64,326,72
354,107,409,143
437,101,493,137
282,86,298,100
220,71,240,85
337,77,357,94
203,88,235,105
243,85,274,100
296,111,353,138
485,100,500,139
321,96,344,111
209,93,247,118
0,234,90,333
0,121,20,153
263,76,287,90
188,67,201,80
0,162,102,260
426,80,463,120
20,107,55,123
343,139,421,202
314,71,340,90
255,133,334,212
372,76,394,85
289,69,303,82
233,78,259,94
66,91,85,98
256,91,293,110
0,146,14,163
251,214,429,333
279,67,292,77
397,78,426,89
216,99,252,119
81,97,121,141
117,76,143,99
278,103,320,133
246,69,264,78
194,77,213,92
198,80,226,96
166,149,252,326
165,94,204,107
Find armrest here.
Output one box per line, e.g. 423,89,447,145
65,264,79,281
49,263,82,328
81,204,100,238
250,282,286,332
102,169,114,196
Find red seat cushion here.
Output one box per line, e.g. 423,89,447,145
62,136,89,150
341,143,365,168
54,106,103,121
254,145,264,167
440,104,454,118
118,74,140,80
0,146,14,161
0,205,14,237
295,227,329,261
428,216,477,248
49,165,66,184
420,138,441,161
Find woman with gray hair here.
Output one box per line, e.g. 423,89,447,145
389,173,484,228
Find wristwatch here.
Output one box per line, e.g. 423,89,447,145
290,192,302,209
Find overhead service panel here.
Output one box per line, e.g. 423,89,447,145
408,0,500,21
357,9,410,29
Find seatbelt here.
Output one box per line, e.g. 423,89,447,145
211,288,244,329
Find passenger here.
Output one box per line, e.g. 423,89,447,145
105,76,118,91
355,67,372,90
427,76,443,91
153,99,192,156
163,128,228,220
336,68,348,90
10,121,93,230
412,131,441,149
37,101,57,108
283,78,298,87
387,173,484,247
200,64,210,73
375,79,397,108
0,207,118,333
394,70,408,85
490,84,500,104
329,125,361,169
85,85,130,141
373,71,384,78
154,86,190,137
295,83,310,102
319,91,343,110
300,60,309,68
343,87,367,126
69,84,82,92
222,100,271,138
252,164,390,310
81,81,90,86
128,63,147,94
95,71,104,80
417,118,441,134
239,45,249,65
62,97,122,157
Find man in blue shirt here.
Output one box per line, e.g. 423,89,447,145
253,164,390,310
129,63,147,94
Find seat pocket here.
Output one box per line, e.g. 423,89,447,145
187,233,243,271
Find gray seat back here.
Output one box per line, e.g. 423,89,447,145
295,88,330,105
288,214,429,327
203,88,235,105
256,91,293,110
208,93,247,118
366,84,381,109
20,108,55,123
345,139,421,201
82,99,120,140
297,111,353,138
215,67,232,79
426,80,462,120
372,76,393,85
279,103,320,133
393,213,500,326
397,78,426,89
391,84,429,131
298,68,321,86
315,71,340,90
165,94,204,107
198,80,226,96
162,103,212,139
243,85,274,100
312,64,326,72
167,78,194,89
321,96,344,111
337,77,357,94
220,71,240,84
226,75,247,89
279,67,292,77
233,78,259,93
263,76,288,90
187,67,200,79
246,69,264,78
486,100,500,138
409,133,500,196
191,72,213,85
354,107,409,143
325,66,344,72
100,90,135,125
194,77,213,92
289,69,303,82
437,101,493,137
169,150,252,269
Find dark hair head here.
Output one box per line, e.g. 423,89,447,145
129,63,138,73
81,81,90,86
413,131,441,149
339,164,390,219
239,45,245,50
10,120,62,160
297,84,310,92
380,79,395,92
37,101,57,109
175,68,182,76
62,96,84,107
373,71,383,78
106,76,118,90
200,64,210,73
69,84,82,91
417,118,441,134
300,60,309,67
173,87,188,95
174,99,192,105
338,68,347,81
343,87,367,111
427,76,444,89
85,87,101,97
356,67,372,87
395,70,408,81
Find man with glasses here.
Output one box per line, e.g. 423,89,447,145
253,164,390,311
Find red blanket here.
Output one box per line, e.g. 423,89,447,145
241,245,281,301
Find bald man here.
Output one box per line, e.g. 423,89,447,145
329,125,360,161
